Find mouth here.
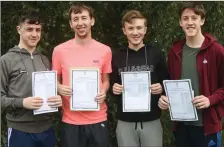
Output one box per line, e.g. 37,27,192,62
77,27,86,31
30,39,38,42
187,27,195,30
132,37,140,40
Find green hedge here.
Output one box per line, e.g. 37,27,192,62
1,2,224,147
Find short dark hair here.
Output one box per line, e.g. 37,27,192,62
69,3,94,20
18,10,42,25
122,10,147,28
179,2,205,19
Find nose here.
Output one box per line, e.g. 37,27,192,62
187,18,193,25
31,30,38,37
133,28,138,35
77,19,83,26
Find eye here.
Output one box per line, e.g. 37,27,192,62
36,28,41,32
128,27,134,31
26,28,33,32
73,18,78,22
183,17,188,21
137,26,143,30
192,17,197,20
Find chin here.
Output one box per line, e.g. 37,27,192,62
185,31,197,37
130,41,142,45
28,43,38,47
78,33,87,38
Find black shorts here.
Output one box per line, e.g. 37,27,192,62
173,123,222,147
60,121,109,147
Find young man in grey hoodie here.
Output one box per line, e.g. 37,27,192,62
1,10,62,147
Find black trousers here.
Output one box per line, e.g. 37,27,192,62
60,121,109,147
174,123,222,147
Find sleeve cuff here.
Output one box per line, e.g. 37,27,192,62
13,98,24,108
208,95,219,106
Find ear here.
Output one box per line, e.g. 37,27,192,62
69,20,73,29
16,26,21,34
179,19,183,28
122,27,127,35
201,18,205,26
91,17,95,26
144,27,147,34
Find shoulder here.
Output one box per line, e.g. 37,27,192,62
93,40,111,53
1,50,18,63
40,54,50,62
40,54,51,69
53,39,74,53
112,46,125,58
146,44,165,57
211,41,224,53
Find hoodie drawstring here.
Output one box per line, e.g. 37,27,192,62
141,122,143,129
135,122,143,130
135,122,137,130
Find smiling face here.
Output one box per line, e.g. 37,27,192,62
123,18,147,49
179,8,205,37
69,10,95,39
17,20,42,50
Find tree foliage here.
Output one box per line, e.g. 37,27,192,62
1,2,224,147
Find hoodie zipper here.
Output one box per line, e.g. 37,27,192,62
30,53,36,71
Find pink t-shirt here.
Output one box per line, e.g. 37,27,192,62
52,39,112,125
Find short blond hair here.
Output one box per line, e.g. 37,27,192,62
122,10,147,27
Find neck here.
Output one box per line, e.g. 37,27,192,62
74,33,93,45
186,32,205,48
18,42,36,54
128,42,144,51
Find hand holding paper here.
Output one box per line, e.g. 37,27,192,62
58,84,72,96
47,95,62,108
151,83,162,95
23,97,43,110
158,95,169,110
192,95,210,109
95,90,106,103
112,83,123,95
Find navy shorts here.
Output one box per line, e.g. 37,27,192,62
7,127,56,147
174,123,222,147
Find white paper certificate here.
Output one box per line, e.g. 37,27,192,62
163,79,198,121
32,71,58,115
121,71,151,112
70,68,100,111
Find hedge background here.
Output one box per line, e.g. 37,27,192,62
1,1,224,147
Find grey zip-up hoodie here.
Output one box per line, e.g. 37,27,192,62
1,46,53,133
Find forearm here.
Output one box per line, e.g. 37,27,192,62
102,80,110,93
1,95,24,111
57,74,62,84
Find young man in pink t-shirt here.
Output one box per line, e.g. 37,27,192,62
52,3,112,147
